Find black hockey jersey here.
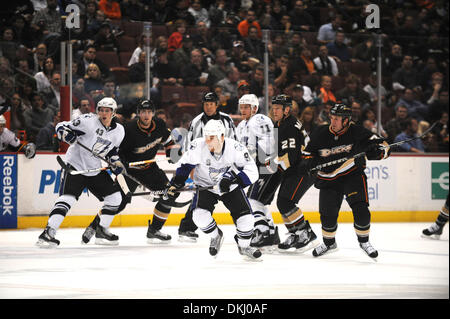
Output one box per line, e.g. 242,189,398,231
275,114,310,174
119,117,172,164
303,122,384,184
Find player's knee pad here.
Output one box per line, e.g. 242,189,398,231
276,196,296,217
50,194,77,217
320,214,338,231
102,191,122,215
155,199,172,214
235,212,254,240
192,208,214,230
351,201,371,227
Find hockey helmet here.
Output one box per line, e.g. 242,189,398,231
203,119,226,141
96,97,118,114
330,103,352,119
271,94,292,109
239,94,259,112
202,92,219,104
0,115,6,126
137,99,155,113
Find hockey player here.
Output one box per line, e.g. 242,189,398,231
36,97,126,247
81,99,181,244
235,94,281,250
0,115,36,159
166,119,261,259
422,193,449,239
177,92,237,242
300,103,391,259
271,94,318,252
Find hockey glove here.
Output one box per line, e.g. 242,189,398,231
297,157,317,176
109,155,127,175
163,175,185,200
219,172,243,193
365,143,384,160
56,126,77,145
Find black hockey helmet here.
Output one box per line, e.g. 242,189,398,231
137,99,156,113
202,92,219,104
330,103,352,119
271,94,292,109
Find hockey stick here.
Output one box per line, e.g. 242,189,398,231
67,157,170,175
128,157,169,167
310,122,438,172
132,185,216,196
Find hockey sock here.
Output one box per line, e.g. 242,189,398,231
236,213,254,248
151,208,170,230
47,213,65,231
436,204,449,227
193,208,218,238
354,223,370,243
99,211,115,228
263,206,276,234
281,208,305,233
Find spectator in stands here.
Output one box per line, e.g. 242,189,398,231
191,21,213,54
214,84,237,117
268,33,289,60
0,57,13,83
352,36,377,65
180,48,211,86
211,22,234,52
87,9,107,38
85,0,98,26
249,65,264,98
34,56,54,92
30,0,62,41
392,55,421,91
153,48,182,86
290,0,315,32
17,79,35,109
273,54,295,92
229,40,251,73
9,93,30,131
316,101,333,125
72,98,92,119
83,63,104,98
257,82,275,115
98,0,122,20
120,0,144,21
23,92,53,142
299,106,317,135
351,100,363,126
291,84,311,115
148,0,177,25
128,51,146,83
10,14,33,49
208,49,229,86
0,77,14,107
128,34,153,67
393,117,425,153
384,43,403,74
188,0,211,28
395,15,419,54
243,25,264,62
317,75,336,105
424,72,446,106
326,30,352,63
93,22,119,52
216,66,240,100
31,43,48,75
237,9,262,39
385,104,409,144
41,71,61,115
14,59,37,93
208,0,229,27
363,72,389,109
336,74,371,109
287,33,305,59
0,26,20,64
395,88,429,122
428,90,449,124
431,111,449,153
317,14,343,45
171,34,194,70
297,47,317,76
172,0,196,26
72,78,95,112
168,19,187,53
361,107,388,138
35,110,60,151
77,45,110,80
314,45,338,76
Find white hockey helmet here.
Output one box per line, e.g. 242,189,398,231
203,119,226,141
238,93,259,112
0,115,6,125
96,97,118,114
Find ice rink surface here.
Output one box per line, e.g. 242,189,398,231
0,222,448,300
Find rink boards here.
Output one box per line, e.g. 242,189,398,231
0,153,448,229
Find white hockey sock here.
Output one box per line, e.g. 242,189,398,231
236,214,254,248
99,214,115,228
193,208,218,238
47,214,65,230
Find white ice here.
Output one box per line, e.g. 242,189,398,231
0,222,448,299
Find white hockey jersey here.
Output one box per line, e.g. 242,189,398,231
0,128,21,151
236,113,275,165
176,137,259,195
56,113,125,176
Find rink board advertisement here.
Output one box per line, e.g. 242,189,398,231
14,153,449,228
0,154,17,229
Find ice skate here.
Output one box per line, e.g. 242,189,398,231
81,215,100,244
312,242,338,257
95,225,119,245
209,228,224,257
147,223,172,244
422,223,444,240
359,241,378,259
278,221,318,253
251,227,280,253
235,235,262,260
36,226,60,248
178,230,199,243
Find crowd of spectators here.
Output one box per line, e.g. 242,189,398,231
0,0,448,153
